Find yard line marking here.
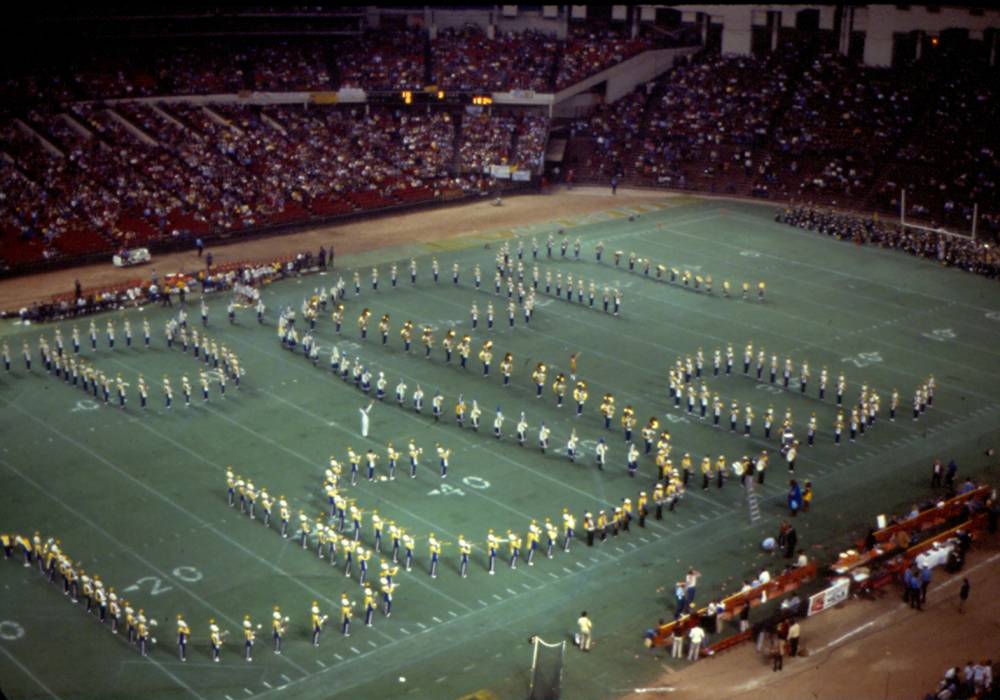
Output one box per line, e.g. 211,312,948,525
350,646,361,655
687,519,699,526
232,335,692,541
57,370,472,623
521,582,533,590
280,674,291,683
432,616,443,623
562,567,573,574
628,542,638,549
334,653,344,660
589,557,599,563
506,588,517,595
448,610,458,618
416,622,427,629
477,600,488,607
0,647,65,700
368,641,378,648
548,572,559,579
262,682,272,689
492,593,503,600
226,696,234,700
0,458,309,684
699,513,710,521
436,676,448,683
243,689,253,696
463,664,476,672
316,660,326,668
615,547,625,554
575,561,586,568
639,536,650,543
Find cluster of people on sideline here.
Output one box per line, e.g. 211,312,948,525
776,206,1000,279
929,660,995,700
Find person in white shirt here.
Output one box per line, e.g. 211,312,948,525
687,625,705,661
359,401,374,437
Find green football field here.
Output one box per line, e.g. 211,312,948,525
2,196,999,700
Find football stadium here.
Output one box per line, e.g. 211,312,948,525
1,6,999,700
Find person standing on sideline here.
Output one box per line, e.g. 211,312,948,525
577,611,592,651
959,578,970,613
671,624,685,658
359,400,373,438
770,632,785,671
920,565,932,605
687,624,705,661
787,620,800,658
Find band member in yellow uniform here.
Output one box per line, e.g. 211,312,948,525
597,393,615,430
526,520,541,566
621,405,636,441
479,340,493,377
379,313,390,345
458,535,472,578
500,352,514,386
177,614,191,661
242,615,255,662
422,326,434,358
507,530,522,570
573,381,588,417
272,606,287,654
562,509,575,552
552,374,567,407
340,593,354,636
428,534,442,578
311,602,327,647
532,363,547,399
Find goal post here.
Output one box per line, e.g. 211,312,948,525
528,636,566,700
900,188,978,241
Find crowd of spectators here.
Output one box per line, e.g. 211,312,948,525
431,26,558,93
2,27,664,104
337,29,426,91
568,46,998,241
775,205,1000,279
456,110,548,174
555,27,655,90
1,102,542,269
573,52,789,192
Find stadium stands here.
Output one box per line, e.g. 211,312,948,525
567,46,999,245
3,25,999,274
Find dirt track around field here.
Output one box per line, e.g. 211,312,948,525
0,186,672,311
